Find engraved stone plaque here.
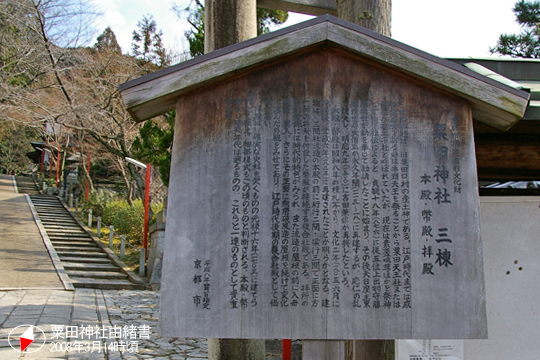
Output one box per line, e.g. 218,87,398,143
159,49,487,339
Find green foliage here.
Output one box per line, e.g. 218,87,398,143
85,188,116,217
101,198,162,245
177,1,289,58
492,0,540,58
103,199,145,245
131,14,170,67
515,0,540,24
94,27,122,54
132,111,174,187
0,123,38,175
181,0,205,57
257,8,289,35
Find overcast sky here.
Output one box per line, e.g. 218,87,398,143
92,0,523,61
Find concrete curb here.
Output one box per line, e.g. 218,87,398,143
58,197,148,289
25,194,75,291
0,287,66,291
10,175,18,193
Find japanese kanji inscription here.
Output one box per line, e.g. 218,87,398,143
159,49,487,339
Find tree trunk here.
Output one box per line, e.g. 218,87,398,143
79,135,94,194
204,0,257,53
337,0,391,37
204,1,264,359
127,162,145,199
117,158,135,206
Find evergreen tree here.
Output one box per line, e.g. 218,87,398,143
0,123,38,175
131,15,170,67
257,8,289,35
131,112,174,187
491,0,540,58
94,27,122,54
181,0,205,58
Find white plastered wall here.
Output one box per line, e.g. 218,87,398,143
464,196,540,359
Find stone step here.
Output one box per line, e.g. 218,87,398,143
40,216,76,220
46,230,87,235
24,190,147,290
56,250,107,257
35,205,68,208
58,256,112,264
70,277,145,290
32,199,61,203
38,213,75,221
36,212,71,217
43,225,83,230
48,237,92,242
55,248,101,254
38,213,74,217
48,233,88,238
66,271,128,280
45,223,84,233
49,235,93,241
49,239,93,244
62,263,120,272
41,221,77,225
36,210,68,214
51,241,97,247
47,234,89,238
42,223,80,228
53,246,99,252
34,205,64,209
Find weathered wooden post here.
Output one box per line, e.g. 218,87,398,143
119,15,528,360
68,193,73,208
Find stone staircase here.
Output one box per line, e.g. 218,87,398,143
15,176,146,290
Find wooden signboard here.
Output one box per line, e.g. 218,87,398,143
158,48,488,340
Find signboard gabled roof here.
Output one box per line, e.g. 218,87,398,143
119,15,529,131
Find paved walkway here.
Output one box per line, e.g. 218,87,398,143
0,289,209,359
0,175,63,289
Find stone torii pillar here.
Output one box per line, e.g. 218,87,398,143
204,0,258,54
